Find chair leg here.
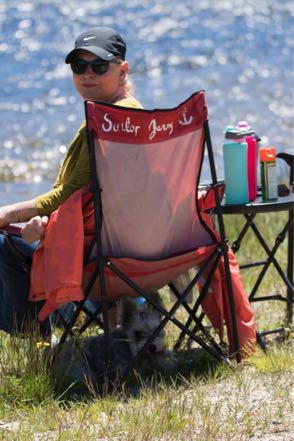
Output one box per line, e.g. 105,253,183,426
256,331,267,352
107,259,231,364
256,327,287,352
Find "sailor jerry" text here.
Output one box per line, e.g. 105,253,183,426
101,107,194,140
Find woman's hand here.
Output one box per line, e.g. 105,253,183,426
21,216,49,243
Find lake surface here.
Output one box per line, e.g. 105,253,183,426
0,0,293,204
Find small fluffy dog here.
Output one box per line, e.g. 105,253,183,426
48,291,175,395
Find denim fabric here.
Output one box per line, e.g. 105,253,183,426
0,232,103,337
0,232,51,337
49,299,102,328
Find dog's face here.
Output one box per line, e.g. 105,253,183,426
49,291,176,395
117,291,166,357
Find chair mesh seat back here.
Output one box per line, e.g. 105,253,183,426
86,91,215,260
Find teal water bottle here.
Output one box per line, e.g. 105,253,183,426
223,141,249,205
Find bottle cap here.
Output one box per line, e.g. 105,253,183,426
260,146,276,162
224,126,243,139
236,120,251,130
224,125,235,133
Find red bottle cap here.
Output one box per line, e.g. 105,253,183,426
260,146,276,162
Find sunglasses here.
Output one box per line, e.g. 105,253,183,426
70,58,121,75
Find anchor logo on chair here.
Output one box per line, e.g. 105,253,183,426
179,107,193,126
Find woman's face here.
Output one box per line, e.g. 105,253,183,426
71,50,128,103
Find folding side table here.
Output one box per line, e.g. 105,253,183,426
221,193,294,348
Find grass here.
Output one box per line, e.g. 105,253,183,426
0,212,293,440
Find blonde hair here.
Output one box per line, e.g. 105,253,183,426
125,75,135,96
115,57,135,97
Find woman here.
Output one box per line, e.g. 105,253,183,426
0,27,142,335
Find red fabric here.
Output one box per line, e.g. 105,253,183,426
198,196,256,355
200,250,256,355
198,184,225,212
87,90,208,144
29,186,95,321
29,187,256,355
0,225,22,236
91,130,210,259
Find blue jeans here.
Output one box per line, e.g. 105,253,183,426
0,232,51,337
0,232,102,337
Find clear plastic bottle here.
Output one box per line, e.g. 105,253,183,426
260,147,278,201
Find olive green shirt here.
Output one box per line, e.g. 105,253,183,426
35,97,143,214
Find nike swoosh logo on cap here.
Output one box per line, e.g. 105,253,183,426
83,36,96,41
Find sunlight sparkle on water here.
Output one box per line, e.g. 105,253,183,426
0,0,293,194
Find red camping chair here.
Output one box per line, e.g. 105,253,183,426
29,91,256,368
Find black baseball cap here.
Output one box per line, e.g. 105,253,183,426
65,27,127,63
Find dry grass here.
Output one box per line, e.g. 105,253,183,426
0,212,293,440
0,339,293,441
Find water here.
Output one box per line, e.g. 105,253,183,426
1,0,293,203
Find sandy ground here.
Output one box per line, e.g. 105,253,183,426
1,368,293,440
